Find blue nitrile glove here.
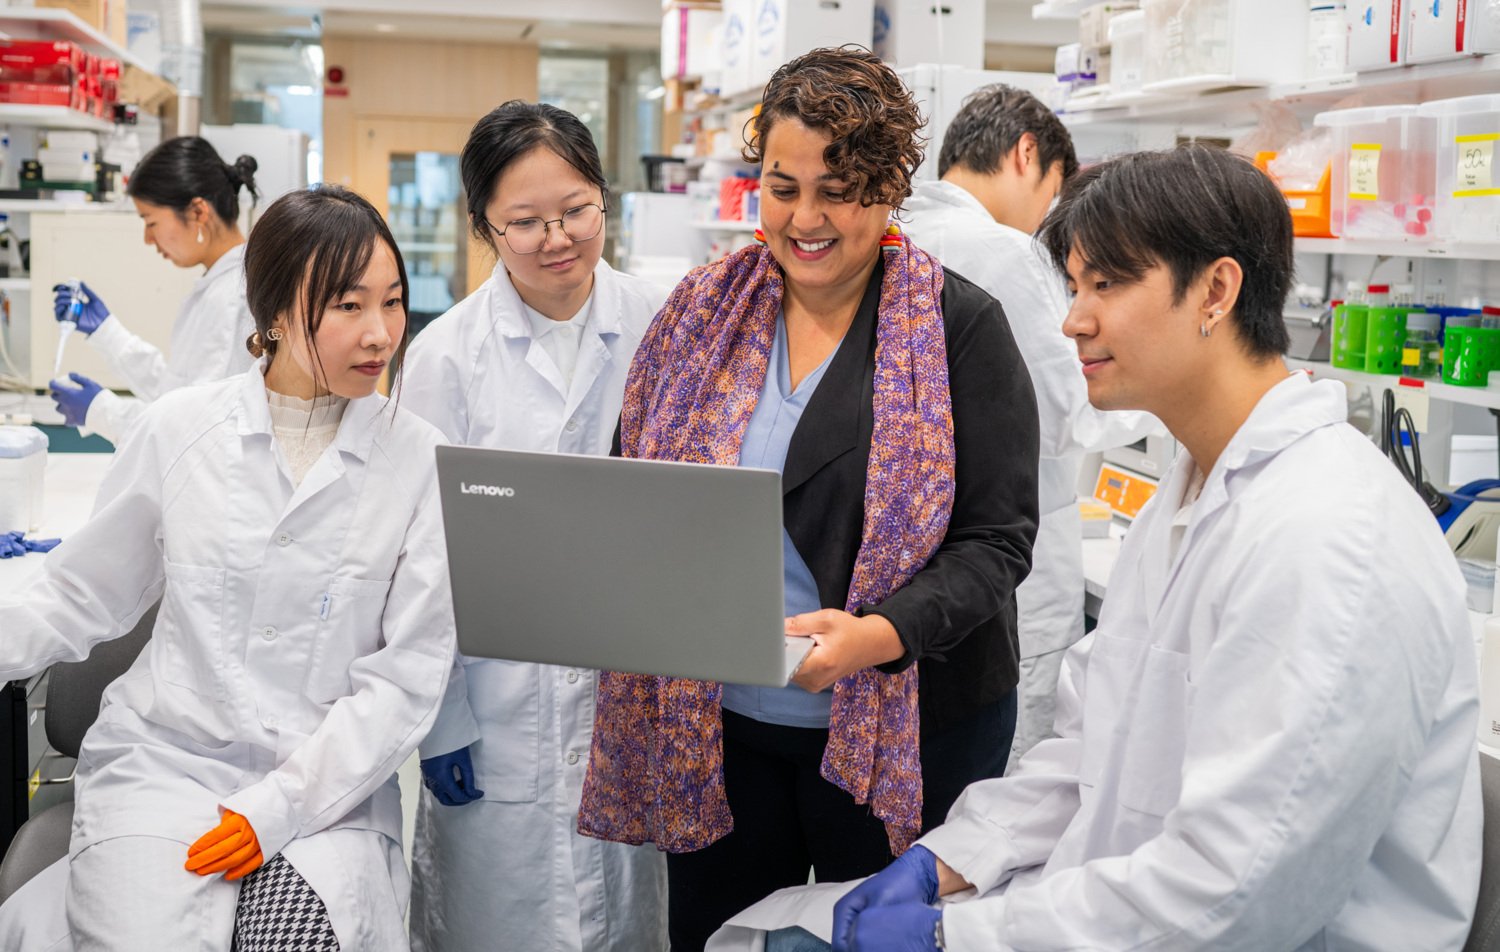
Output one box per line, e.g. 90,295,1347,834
52,281,110,335
0,532,61,558
832,845,939,952
420,746,484,806
48,373,102,427
846,903,942,952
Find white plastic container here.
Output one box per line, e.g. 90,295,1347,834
748,0,874,96
1306,2,1348,78
1109,10,1148,94
719,0,756,98
1346,0,1407,70
1315,104,1437,240
661,3,724,81
873,0,984,70
1141,0,1309,92
1409,0,1500,59
1479,0,1500,52
1420,94,1500,246
0,425,47,534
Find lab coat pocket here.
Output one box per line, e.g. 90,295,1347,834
1114,645,1192,817
467,659,542,803
305,576,392,705
155,559,227,695
1076,633,1144,790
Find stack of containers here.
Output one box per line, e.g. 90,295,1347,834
1315,104,1438,240
1420,95,1500,247
0,41,88,112
1140,0,1308,91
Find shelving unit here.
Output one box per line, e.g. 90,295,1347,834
1295,238,1500,262
0,199,127,214
0,278,29,293
0,8,150,73
0,104,112,134
1287,358,1500,413
690,219,758,233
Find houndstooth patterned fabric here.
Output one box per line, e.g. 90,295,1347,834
231,855,339,952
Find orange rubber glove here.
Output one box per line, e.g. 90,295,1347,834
185,809,264,882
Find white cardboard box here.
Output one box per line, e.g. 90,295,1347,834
662,3,725,80
1348,0,1408,70
720,0,757,97
874,0,984,70
749,0,875,94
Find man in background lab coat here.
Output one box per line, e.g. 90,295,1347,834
903,85,1159,762
814,145,1482,952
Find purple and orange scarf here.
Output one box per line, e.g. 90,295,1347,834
577,236,954,855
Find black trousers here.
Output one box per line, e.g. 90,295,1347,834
666,692,1017,951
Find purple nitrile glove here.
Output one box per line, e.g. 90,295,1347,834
832,845,939,952
847,903,942,952
419,746,484,806
0,532,62,558
51,281,110,335
48,373,102,427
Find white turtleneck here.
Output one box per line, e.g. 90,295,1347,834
266,389,349,487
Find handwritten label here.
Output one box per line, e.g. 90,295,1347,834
1349,144,1381,201
1455,134,1498,198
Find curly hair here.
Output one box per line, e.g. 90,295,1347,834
744,46,926,209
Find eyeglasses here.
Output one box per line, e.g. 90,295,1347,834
488,202,606,255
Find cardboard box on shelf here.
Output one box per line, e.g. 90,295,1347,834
34,0,128,47
116,63,174,111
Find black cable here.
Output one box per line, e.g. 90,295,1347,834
1383,389,1451,516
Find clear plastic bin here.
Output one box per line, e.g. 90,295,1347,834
1108,10,1147,96
1141,0,1307,92
1315,105,1437,241
1420,95,1500,246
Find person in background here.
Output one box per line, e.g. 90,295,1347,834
0,185,458,950
577,47,1039,952
901,84,1161,763
826,145,1481,952
48,136,257,445
400,100,668,952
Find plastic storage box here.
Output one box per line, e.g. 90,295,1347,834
1410,0,1500,59
1108,10,1147,96
0,425,46,534
1316,104,1437,240
1346,0,1407,70
1141,0,1309,92
1420,95,1500,246
749,0,874,97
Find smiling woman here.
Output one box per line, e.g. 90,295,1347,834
576,46,1043,952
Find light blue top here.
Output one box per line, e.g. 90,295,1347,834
721,313,842,729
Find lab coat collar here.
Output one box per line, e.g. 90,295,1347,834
197,242,246,291
489,258,626,342
235,359,386,466
907,179,989,219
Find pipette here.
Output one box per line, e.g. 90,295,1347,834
53,278,81,377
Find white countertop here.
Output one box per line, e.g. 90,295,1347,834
0,451,114,593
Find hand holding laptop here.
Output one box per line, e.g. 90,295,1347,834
785,610,906,693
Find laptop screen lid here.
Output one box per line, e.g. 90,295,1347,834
436,445,804,687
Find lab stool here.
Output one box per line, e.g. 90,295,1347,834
0,603,153,903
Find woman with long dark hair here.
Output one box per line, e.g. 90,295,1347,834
47,135,258,444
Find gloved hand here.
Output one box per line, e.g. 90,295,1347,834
832,845,939,952
48,373,102,427
185,809,263,882
51,282,110,335
420,746,485,806
845,903,942,952
0,532,61,558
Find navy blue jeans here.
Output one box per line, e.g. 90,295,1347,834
666,692,1017,951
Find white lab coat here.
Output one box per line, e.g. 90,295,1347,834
0,367,463,950
400,259,669,952
82,243,255,445
915,374,1482,951
902,181,1162,759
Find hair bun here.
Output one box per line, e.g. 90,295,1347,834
232,155,260,200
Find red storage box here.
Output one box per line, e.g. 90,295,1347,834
0,41,84,85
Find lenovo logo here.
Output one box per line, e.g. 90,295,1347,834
460,482,515,497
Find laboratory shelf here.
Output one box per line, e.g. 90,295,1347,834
1295,237,1500,262
689,219,759,233
0,8,151,73
1286,358,1500,412
0,104,112,133
0,199,126,214
1060,54,1500,127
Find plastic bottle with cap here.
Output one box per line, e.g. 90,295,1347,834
1401,311,1440,378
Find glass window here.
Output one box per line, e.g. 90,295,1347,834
389,152,466,337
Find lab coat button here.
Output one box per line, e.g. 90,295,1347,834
565,420,579,433
566,669,580,684
260,626,278,642
264,715,280,730
566,750,580,765
275,533,292,547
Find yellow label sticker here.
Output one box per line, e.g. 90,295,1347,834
1455,134,1499,198
28,769,39,800
1349,144,1381,201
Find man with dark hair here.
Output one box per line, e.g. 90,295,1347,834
812,145,1481,951
904,84,1159,765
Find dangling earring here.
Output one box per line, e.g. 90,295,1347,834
1201,308,1224,339
266,327,284,342
879,221,903,250
753,227,767,245
196,228,205,244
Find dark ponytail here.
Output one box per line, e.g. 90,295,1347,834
127,136,260,225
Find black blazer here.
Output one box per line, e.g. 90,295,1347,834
781,262,1040,734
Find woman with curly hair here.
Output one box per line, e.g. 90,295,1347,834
577,46,1040,950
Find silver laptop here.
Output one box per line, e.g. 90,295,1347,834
435,446,814,687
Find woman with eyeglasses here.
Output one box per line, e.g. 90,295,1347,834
399,100,668,952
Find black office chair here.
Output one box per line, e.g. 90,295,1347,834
1467,754,1500,952
0,604,154,904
